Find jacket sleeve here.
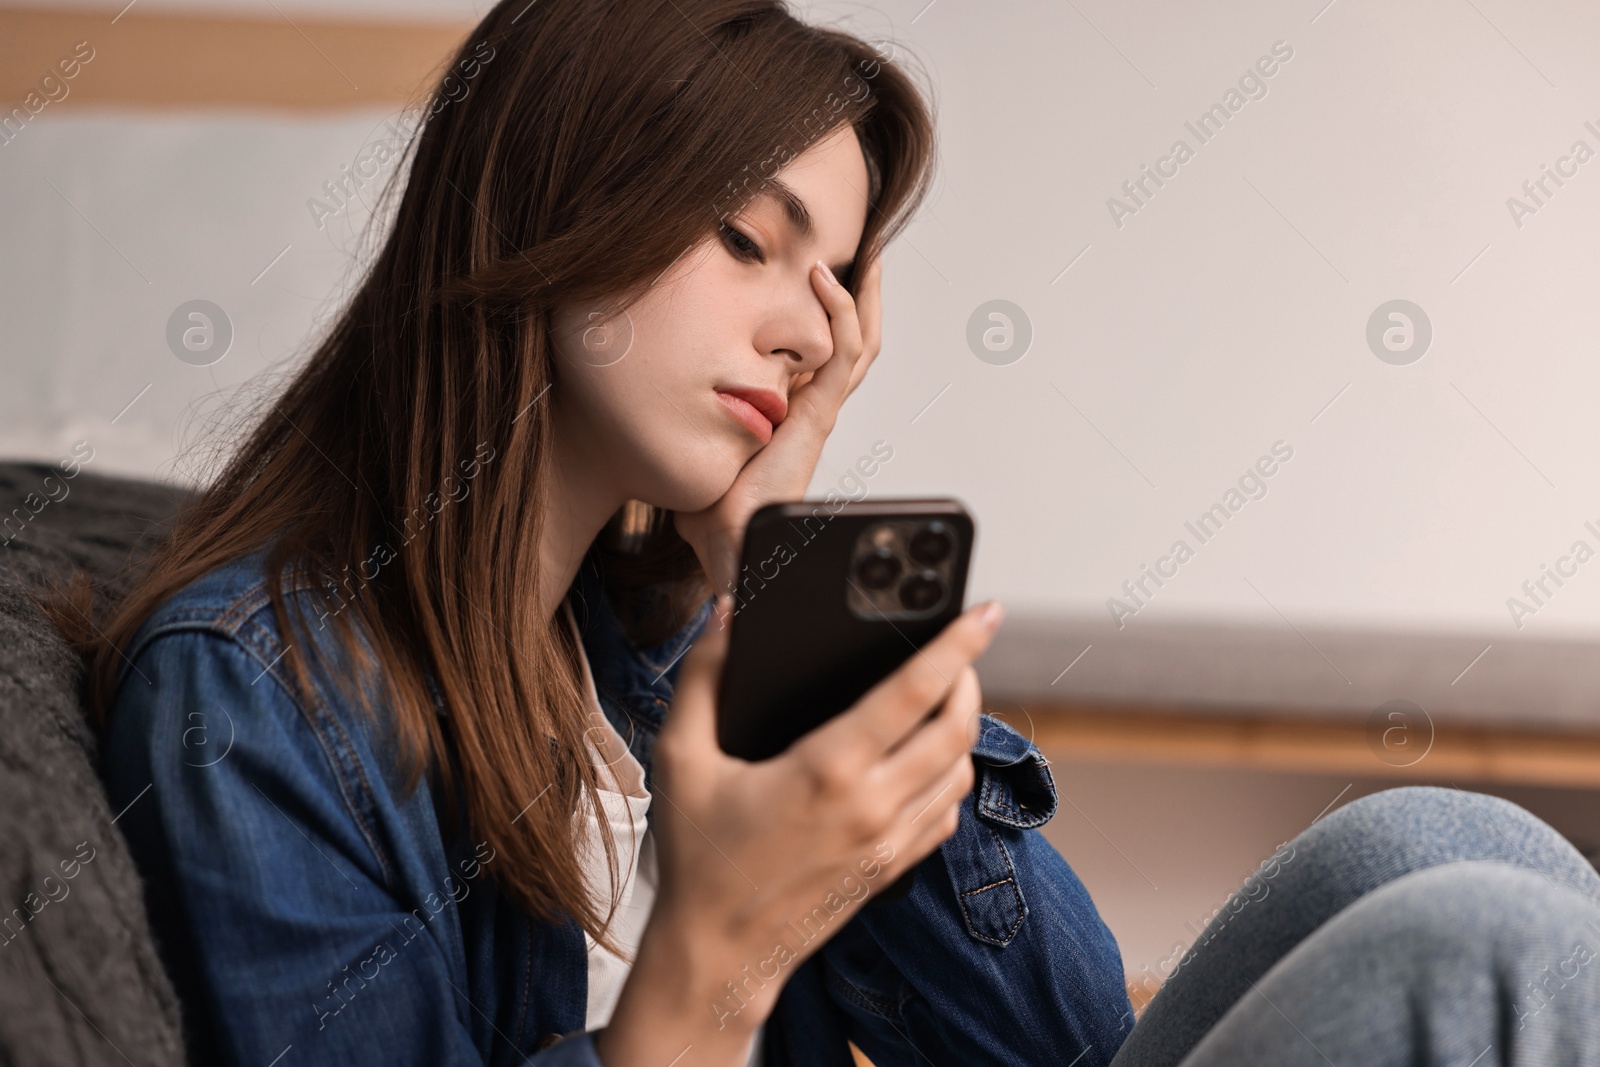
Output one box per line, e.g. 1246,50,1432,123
101,629,606,1067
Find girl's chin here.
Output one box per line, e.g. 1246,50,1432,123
627,435,754,512
639,472,740,515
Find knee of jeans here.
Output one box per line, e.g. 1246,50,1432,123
1329,784,1495,832
1327,860,1600,967
1293,785,1449,861
1304,787,1597,894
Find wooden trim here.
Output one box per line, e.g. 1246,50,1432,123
1010,702,1600,790
0,6,473,112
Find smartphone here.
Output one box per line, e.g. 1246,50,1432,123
715,497,975,901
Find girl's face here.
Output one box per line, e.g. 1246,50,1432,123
550,124,871,512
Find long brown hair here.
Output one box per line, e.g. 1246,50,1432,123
50,0,935,952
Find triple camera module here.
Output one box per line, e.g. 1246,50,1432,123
845,518,958,620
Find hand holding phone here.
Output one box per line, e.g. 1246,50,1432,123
632,581,1001,1047
714,497,981,901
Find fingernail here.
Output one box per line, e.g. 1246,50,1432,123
816,260,837,286
978,600,1004,632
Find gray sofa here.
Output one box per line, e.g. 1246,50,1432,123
0,461,189,1066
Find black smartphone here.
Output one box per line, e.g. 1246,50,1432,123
715,496,975,902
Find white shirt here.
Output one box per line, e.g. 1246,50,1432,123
563,602,764,1064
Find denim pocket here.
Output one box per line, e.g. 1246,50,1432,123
943,714,1059,946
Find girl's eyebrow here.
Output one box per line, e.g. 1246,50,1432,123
755,178,856,281
762,178,814,238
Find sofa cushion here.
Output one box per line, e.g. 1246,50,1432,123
0,460,189,1066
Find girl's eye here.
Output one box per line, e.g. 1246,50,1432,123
718,221,764,264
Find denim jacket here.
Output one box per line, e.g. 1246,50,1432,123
101,547,1131,1067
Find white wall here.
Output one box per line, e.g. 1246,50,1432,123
28,0,491,19
6,0,1600,644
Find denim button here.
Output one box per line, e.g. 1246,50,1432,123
535,1030,570,1050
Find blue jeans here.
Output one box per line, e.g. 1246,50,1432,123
1112,786,1600,1067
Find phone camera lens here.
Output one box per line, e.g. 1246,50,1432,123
898,570,945,612
908,522,953,566
855,547,902,590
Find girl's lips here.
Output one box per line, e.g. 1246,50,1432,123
714,390,775,444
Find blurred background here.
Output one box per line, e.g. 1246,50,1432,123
6,0,1600,1015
